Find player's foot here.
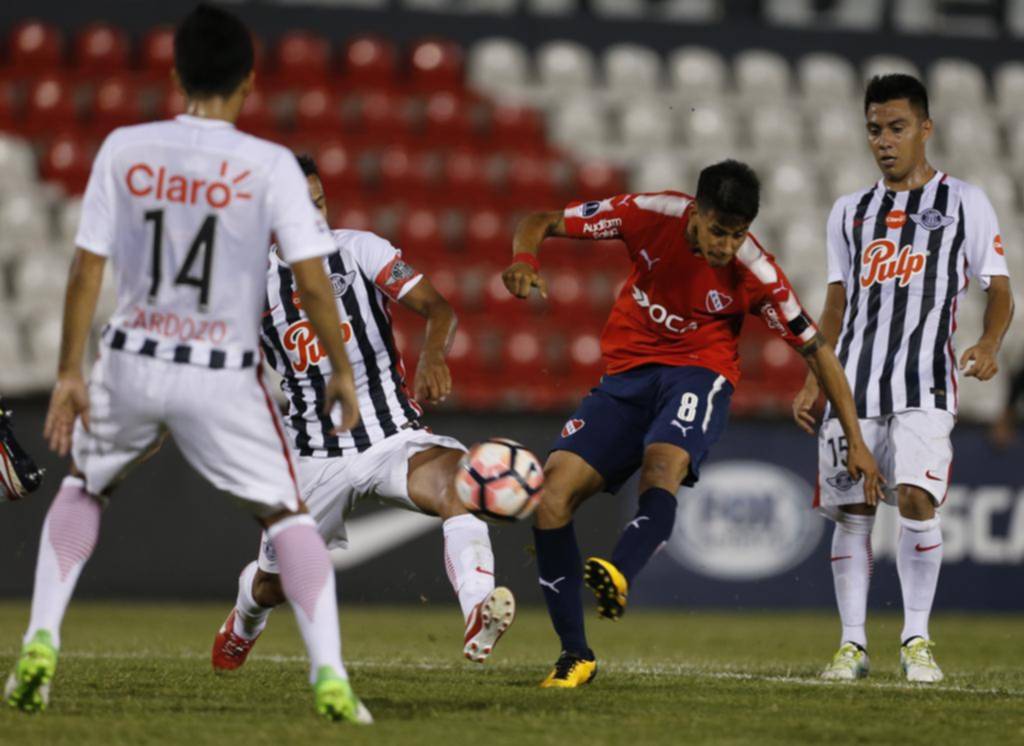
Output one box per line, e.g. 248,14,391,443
0,399,44,501
539,650,598,689
313,666,373,724
463,586,516,663
584,557,628,620
901,637,943,683
820,642,870,681
4,630,58,713
211,609,261,672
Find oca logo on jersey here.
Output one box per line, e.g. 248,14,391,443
631,286,698,335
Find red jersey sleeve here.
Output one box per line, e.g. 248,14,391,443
738,236,820,351
562,194,642,242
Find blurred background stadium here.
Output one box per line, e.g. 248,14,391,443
0,0,1021,613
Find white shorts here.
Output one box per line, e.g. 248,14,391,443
73,349,301,516
815,409,955,519
257,427,465,573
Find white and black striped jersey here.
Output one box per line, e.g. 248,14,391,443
262,229,425,457
75,115,334,369
826,171,1010,418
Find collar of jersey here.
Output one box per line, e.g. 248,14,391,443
175,114,236,129
875,169,944,195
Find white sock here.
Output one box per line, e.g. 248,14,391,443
830,513,874,649
897,514,942,643
267,514,346,683
25,477,103,649
233,560,273,640
442,514,495,620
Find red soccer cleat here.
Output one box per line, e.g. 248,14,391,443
211,609,261,672
463,586,516,663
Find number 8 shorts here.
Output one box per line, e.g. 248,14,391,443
815,409,955,520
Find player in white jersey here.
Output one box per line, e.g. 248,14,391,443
793,75,1014,683
5,6,371,723
209,154,516,670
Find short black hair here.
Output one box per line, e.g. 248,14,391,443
864,74,930,119
174,4,254,98
295,153,319,178
695,160,760,225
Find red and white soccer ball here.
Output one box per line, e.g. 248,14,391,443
455,439,544,522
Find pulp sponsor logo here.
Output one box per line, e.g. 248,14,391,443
561,418,585,438
123,306,228,344
886,210,907,230
582,217,622,239
860,239,925,289
631,285,698,335
994,234,1005,256
282,319,354,373
125,159,252,208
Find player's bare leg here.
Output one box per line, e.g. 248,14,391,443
534,451,604,688
896,484,944,682
822,502,876,681
587,443,691,621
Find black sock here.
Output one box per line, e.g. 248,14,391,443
610,487,678,585
533,522,589,656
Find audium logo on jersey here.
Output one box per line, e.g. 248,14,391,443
582,217,622,239
631,286,698,335
125,160,252,208
860,239,925,289
282,319,353,373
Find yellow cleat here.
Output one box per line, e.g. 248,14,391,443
584,557,628,620
539,651,598,689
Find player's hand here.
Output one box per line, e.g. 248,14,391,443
414,349,451,404
845,439,886,506
792,380,820,435
324,370,361,434
960,341,999,381
501,261,548,300
44,373,90,457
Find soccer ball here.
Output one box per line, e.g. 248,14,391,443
455,439,544,522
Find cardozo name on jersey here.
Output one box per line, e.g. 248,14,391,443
125,160,252,209
123,306,229,344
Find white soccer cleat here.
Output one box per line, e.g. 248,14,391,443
821,642,870,681
901,637,943,683
463,586,516,663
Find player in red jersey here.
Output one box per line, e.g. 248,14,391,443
501,160,884,687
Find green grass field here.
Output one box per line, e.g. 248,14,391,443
0,603,1021,746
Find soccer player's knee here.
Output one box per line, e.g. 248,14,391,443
253,569,286,607
640,452,690,490
897,486,936,520
535,482,574,527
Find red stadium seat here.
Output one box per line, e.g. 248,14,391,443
340,36,398,91
377,145,433,202
420,91,477,148
330,200,374,232
73,23,131,77
140,26,175,81
347,92,411,147
88,76,144,135
40,133,94,195
574,161,626,201
24,75,78,134
438,149,492,208
396,207,448,262
0,80,19,132
409,39,464,92
314,140,363,200
236,89,275,137
293,86,344,135
490,104,547,154
546,268,588,318
502,157,562,210
8,21,63,73
272,31,330,86
463,208,510,261
481,269,530,322
158,85,186,118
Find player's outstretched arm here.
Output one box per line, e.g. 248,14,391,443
960,275,1014,381
399,279,457,404
291,257,360,433
502,211,566,299
793,283,847,434
801,334,885,505
44,248,106,456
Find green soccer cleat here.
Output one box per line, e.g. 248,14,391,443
4,630,58,713
901,637,944,683
313,667,373,724
821,642,870,681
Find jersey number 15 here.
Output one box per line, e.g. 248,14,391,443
144,209,216,312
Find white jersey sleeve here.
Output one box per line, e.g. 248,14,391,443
74,134,119,257
267,150,335,265
825,197,851,286
961,185,1010,289
344,231,423,301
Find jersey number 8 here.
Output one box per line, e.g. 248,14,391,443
144,209,217,311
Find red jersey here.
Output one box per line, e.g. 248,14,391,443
563,191,818,385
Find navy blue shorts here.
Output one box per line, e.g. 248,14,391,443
552,364,734,493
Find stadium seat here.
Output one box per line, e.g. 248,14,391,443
680,101,737,157
293,86,344,135
463,208,510,260
0,135,37,194
994,61,1024,120
439,149,493,207
409,39,464,92
943,111,999,163
0,82,21,134
490,103,547,153
7,21,63,73
314,140,363,200
140,26,175,81
377,145,434,201
536,41,597,95
798,53,857,107
56,195,83,248
30,312,63,379
734,49,792,106
862,55,919,82
331,200,374,232
420,92,478,147
811,105,865,154
667,46,728,102
39,133,94,195
763,160,820,216
14,251,70,318
0,192,48,254
602,44,662,99
963,169,1018,217
550,99,611,157
749,105,805,155
826,157,880,202
87,77,145,136
24,75,79,134
929,58,988,113
502,156,563,210
631,157,687,193
348,92,411,147
340,35,399,91
467,37,531,99
618,99,676,157
235,89,276,138
574,161,625,201
396,207,450,262
272,31,331,86
73,23,131,78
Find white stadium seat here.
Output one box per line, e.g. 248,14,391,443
12,251,70,321
58,196,84,248
798,53,857,107
811,105,866,154
993,61,1024,120
942,111,999,163
962,169,1018,218
536,40,596,94
763,159,821,216
929,58,988,113
603,43,662,99
734,49,792,106
862,55,920,82
748,105,805,155
467,37,531,99
28,311,63,383
667,46,728,102
680,102,737,156
631,157,687,194
550,98,611,157
618,99,676,157
0,193,49,251
826,158,880,202
0,136,37,195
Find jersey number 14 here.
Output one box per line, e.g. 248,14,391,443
144,209,216,311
